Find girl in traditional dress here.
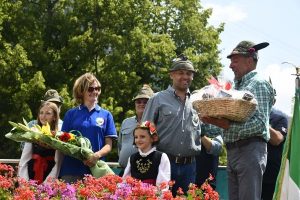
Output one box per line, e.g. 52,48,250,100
123,121,170,187
18,101,60,184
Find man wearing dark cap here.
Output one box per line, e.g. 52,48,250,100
118,84,154,174
142,54,202,196
202,41,275,200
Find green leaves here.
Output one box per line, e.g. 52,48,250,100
0,0,224,160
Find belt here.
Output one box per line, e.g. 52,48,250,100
32,154,54,184
225,136,266,150
167,154,195,165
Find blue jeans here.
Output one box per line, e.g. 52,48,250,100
170,160,196,197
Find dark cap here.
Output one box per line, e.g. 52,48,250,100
132,84,154,101
42,89,63,104
169,54,195,72
227,41,269,59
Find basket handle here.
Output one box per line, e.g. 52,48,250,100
69,130,83,137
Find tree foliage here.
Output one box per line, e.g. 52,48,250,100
0,0,224,159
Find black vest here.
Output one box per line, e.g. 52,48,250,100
130,151,162,183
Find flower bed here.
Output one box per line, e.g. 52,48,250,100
0,163,219,199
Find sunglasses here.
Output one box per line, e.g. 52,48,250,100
135,99,148,105
87,86,101,93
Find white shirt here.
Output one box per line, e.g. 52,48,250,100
122,147,171,187
18,119,64,182
18,142,63,182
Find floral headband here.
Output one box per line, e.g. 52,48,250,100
140,121,157,135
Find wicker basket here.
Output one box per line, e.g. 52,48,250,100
192,98,257,122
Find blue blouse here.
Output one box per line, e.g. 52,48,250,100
59,104,117,176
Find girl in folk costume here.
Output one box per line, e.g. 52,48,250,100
123,121,171,187
18,101,60,184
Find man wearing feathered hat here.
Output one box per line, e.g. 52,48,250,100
202,41,276,200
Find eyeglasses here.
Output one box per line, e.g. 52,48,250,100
87,86,101,93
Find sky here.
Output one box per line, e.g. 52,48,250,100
201,0,300,116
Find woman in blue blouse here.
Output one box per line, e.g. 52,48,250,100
59,72,117,183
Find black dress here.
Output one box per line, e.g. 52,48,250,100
27,143,55,183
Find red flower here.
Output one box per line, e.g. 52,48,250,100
168,180,175,187
149,126,156,134
145,121,151,127
177,187,184,196
141,121,157,135
162,191,173,200
58,132,71,142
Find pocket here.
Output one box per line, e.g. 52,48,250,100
162,108,173,116
121,127,132,135
120,127,135,143
161,107,176,123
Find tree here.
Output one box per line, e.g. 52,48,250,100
0,1,47,157
0,0,224,160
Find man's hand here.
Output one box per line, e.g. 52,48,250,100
269,126,284,146
201,116,230,129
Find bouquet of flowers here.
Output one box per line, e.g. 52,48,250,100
5,119,114,178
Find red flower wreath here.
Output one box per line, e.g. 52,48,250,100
142,121,157,135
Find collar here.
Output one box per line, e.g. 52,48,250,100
167,85,191,98
234,71,257,86
78,104,101,111
138,146,156,157
134,115,138,122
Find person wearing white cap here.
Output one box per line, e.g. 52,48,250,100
118,84,154,175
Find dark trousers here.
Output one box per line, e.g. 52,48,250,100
261,182,275,200
195,149,219,189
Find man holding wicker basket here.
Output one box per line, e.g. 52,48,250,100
201,40,276,200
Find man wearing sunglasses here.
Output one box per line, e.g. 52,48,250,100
142,54,202,196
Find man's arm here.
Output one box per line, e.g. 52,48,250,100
201,135,223,156
141,96,158,123
201,117,230,130
269,114,288,146
268,126,284,146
